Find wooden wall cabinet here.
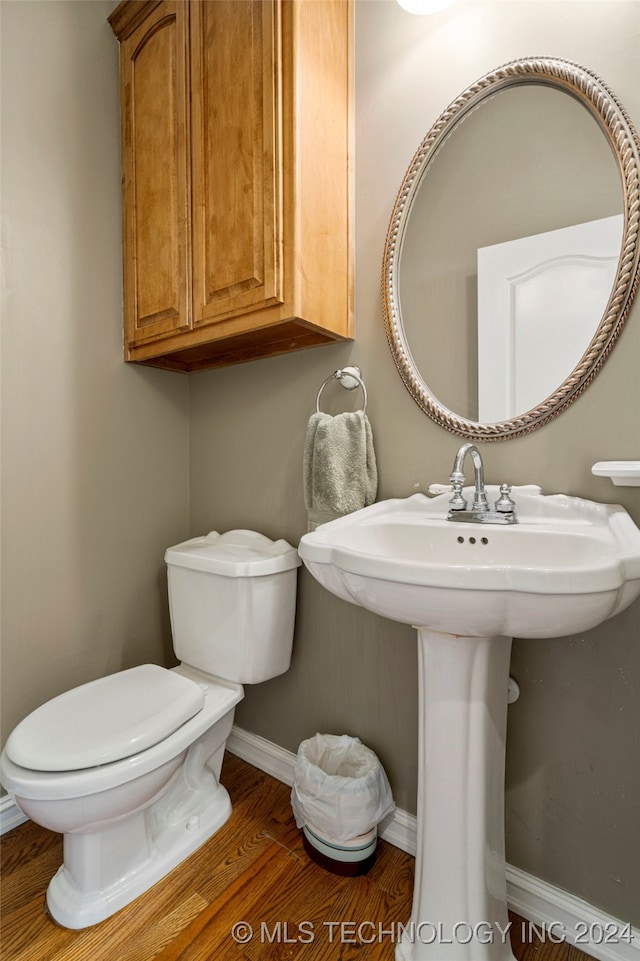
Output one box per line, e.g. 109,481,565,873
109,0,353,372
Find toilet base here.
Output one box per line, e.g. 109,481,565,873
46,780,232,929
43,698,237,930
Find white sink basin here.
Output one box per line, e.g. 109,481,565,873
299,487,640,638
299,485,640,961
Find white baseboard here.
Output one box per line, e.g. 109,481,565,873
227,725,640,961
0,794,28,835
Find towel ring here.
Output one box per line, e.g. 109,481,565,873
316,367,368,414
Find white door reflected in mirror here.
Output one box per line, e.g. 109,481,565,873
477,215,623,422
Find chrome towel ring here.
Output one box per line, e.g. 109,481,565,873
315,366,367,414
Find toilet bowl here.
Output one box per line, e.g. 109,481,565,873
0,530,300,929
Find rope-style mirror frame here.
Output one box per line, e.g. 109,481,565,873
382,57,640,441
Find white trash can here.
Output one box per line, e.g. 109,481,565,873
291,733,395,876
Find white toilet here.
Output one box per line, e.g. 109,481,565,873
0,529,300,929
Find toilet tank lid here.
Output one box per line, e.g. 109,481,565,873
5,665,205,772
165,529,301,576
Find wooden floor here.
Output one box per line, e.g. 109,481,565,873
1,754,593,961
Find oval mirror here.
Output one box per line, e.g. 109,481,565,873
382,58,640,440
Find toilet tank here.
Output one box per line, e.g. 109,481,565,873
165,530,301,684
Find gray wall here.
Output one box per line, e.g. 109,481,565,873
0,2,190,752
189,0,640,927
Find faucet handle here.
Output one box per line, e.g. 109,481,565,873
495,483,516,513
448,479,468,511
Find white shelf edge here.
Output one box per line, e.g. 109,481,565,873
591,462,640,487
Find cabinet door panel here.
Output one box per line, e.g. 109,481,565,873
121,1,190,345
191,0,283,326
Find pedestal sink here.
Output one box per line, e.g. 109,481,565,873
298,486,640,961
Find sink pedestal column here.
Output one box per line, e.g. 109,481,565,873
397,629,517,961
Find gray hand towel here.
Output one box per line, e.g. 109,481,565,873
303,410,378,528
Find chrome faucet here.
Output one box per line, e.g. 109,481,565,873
449,443,488,512
447,443,517,524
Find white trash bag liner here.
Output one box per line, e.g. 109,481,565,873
291,733,395,844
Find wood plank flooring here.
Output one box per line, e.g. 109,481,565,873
1,753,594,961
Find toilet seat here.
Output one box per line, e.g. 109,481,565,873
0,667,243,802
5,665,205,772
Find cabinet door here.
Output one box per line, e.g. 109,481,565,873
119,1,191,348
190,0,283,328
